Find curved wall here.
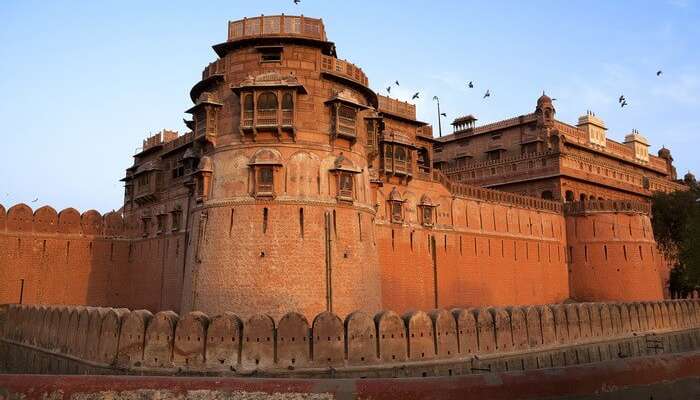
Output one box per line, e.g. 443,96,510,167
566,206,664,301
179,35,381,319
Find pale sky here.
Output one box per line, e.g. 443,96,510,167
1,0,698,212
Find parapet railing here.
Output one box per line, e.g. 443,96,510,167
433,170,562,213
0,203,129,237
440,150,556,174
320,55,369,87
228,15,326,42
563,200,651,215
377,95,417,120
1,300,698,376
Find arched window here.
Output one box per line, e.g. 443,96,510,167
580,193,587,201
257,92,278,110
243,94,254,112
541,190,553,200
385,144,393,159
565,190,574,202
395,146,406,161
281,93,293,110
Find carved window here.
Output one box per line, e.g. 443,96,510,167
260,49,282,63
366,120,377,150
417,148,430,173
256,166,274,196
391,202,403,223
488,151,501,161
395,146,406,162
257,92,278,126
141,217,151,237
281,92,294,126
338,172,354,201
335,105,357,137
171,211,181,231
157,214,166,234
242,94,254,127
422,207,433,226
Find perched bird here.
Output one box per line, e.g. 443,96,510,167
386,86,391,94
468,81,474,88
395,80,400,86
621,100,628,108
440,112,447,117
657,70,663,76
412,92,420,99
618,95,625,103
32,197,38,203
483,89,491,99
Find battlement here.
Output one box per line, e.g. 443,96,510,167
377,95,417,120
563,200,651,215
227,15,327,43
2,300,699,377
0,203,127,237
140,130,179,154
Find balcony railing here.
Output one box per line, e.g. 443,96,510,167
242,111,254,128
257,109,278,126
281,109,294,126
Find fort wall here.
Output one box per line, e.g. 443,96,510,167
0,204,184,311
376,178,569,313
565,200,665,302
2,300,699,377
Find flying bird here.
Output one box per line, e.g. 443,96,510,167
656,70,663,76
440,112,447,117
32,197,38,203
412,92,420,99
552,98,557,101
386,86,391,94
621,100,628,108
293,0,300,4
618,95,625,103
483,89,491,99
468,81,474,88
395,80,400,86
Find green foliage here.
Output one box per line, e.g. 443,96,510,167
651,183,700,296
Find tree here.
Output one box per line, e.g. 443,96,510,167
651,182,700,297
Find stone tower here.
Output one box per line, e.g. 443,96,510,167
179,16,382,318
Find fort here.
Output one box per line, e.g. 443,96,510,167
0,15,697,397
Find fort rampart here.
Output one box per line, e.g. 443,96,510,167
0,204,184,311
1,300,699,378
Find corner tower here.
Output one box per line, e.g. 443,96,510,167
180,16,382,318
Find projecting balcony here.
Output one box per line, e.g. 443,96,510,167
241,109,296,133
383,159,412,177
335,116,357,140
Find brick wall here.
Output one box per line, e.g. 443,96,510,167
0,203,184,311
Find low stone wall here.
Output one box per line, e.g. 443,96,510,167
1,300,699,377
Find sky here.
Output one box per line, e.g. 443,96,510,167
0,0,698,213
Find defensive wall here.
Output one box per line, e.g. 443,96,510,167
0,196,669,320
564,200,666,302
0,203,184,311
2,300,700,379
375,172,569,313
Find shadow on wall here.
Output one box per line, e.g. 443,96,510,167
0,203,184,311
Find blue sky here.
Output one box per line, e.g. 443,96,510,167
1,1,698,212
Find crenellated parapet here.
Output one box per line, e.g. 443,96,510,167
0,203,126,238
2,301,700,377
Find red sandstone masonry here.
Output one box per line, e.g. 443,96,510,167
3,301,700,375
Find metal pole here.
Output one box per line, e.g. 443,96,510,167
436,98,443,137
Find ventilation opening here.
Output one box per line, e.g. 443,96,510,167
299,208,304,238
263,207,268,233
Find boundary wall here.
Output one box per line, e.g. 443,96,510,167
0,204,184,311
2,300,699,378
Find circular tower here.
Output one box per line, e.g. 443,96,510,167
180,15,382,319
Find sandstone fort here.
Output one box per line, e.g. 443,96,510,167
1,15,699,395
